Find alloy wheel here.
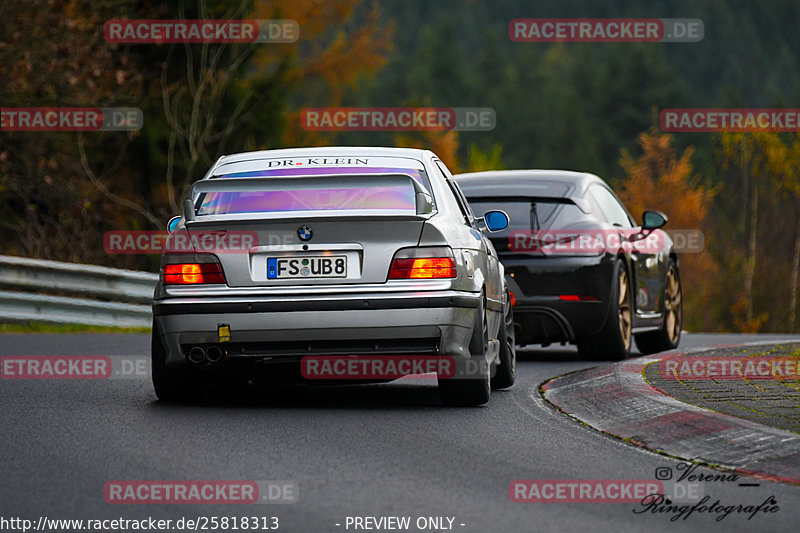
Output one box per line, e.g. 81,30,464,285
617,268,632,350
664,267,682,344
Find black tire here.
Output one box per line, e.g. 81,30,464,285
438,296,491,406
635,259,682,354
577,259,633,361
491,289,516,390
151,320,203,402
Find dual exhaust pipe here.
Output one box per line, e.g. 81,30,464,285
187,345,227,365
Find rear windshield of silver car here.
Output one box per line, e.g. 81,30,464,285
195,167,432,216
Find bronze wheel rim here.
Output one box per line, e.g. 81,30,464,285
664,266,682,344
504,292,516,375
618,268,632,350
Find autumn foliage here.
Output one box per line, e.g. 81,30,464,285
618,128,719,332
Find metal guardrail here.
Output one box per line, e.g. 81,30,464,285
0,255,157,328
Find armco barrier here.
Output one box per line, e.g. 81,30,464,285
0,255,157,328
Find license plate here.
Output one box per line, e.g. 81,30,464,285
267,255,347,279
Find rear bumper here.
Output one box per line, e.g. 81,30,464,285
511,299,606,344
153,290,481,367
503,255,614,344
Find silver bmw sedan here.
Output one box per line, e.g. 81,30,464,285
151,147,515,405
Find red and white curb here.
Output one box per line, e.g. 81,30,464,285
542,341,800,485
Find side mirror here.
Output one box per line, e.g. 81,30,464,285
642,210,668,230
167,216,181,233
482,210,509,232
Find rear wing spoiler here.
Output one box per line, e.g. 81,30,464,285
463,194,589,214
182,174,435,222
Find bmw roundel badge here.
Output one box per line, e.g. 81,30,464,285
297,225,313,241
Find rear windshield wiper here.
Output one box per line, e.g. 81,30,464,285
530,202,540,231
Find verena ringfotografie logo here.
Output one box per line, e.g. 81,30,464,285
104,230,258,254
300,107,496,132
104,19,298,44
509,19,703,43
635,494,779,522
660,356,800,380
642,463,780,521
1,356,149,379
510,480,664,503
104,481,297,504
661,108,800,132
1,107,142,132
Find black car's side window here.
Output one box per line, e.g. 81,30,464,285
452,182,478,222
447,180,474,226
588,185,633,228
435,160,475,227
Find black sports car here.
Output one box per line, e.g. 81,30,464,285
455,170,682,360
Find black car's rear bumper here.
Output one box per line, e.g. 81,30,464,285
502,254,615,344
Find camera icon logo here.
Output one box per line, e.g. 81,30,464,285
655,467,673,480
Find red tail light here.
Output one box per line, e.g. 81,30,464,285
163,263,225,285
559,295,599,301
388,247,456,279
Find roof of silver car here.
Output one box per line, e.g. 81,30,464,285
214,146,433,167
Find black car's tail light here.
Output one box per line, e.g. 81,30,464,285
558,295,600,301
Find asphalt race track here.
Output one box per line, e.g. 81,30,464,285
2,333,800,532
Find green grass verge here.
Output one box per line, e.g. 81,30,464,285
0,322,151,334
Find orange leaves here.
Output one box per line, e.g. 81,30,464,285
720,132,800,195
619,127,719,331
252,0,392,93
394,131,460,172
250,0,393,145
619,128,714,230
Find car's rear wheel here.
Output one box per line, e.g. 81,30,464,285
151,320,204,402
491,289,516,390
577,259,632,360
635,260,682,354
438,296,491,406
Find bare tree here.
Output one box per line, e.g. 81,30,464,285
161,0,258,212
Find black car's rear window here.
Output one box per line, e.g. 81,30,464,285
468,198,590,232
468,197,593,251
